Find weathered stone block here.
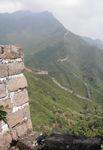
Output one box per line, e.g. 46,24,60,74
16,122,27,137
0,63,8,78
7,105,30,127
0,98,13,114
8,62,24,76
0,132,12,150
0,83,6,98
0,145,5,150
0,45,33,149
26,119,33,131
0,135,5,149
8,76,27,92
17,132,41,150
4,132,12,148
14,89,29,106
11,127,18,140
0,45,24,59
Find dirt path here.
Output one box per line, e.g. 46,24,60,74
52,77,89,101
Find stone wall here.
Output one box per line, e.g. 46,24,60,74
0,45,32,150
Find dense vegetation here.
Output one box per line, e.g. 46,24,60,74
25,70,103,142
0,105,8,123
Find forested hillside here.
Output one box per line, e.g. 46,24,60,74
0,11,103,105
25,70,103,141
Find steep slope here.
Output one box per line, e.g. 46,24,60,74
0,11,66,61
25,70,103,140
28,31,103,104
0,11,103,105
24,70,96,134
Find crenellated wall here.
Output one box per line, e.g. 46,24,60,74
0,45,32,150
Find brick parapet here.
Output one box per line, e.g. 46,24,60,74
0,45,32,150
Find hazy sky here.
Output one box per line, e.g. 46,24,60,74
0,0,103,40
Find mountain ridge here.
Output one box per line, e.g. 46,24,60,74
0,11,103,105
0,10,103,140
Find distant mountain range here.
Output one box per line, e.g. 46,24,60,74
0,10,103,106
82,36,103,50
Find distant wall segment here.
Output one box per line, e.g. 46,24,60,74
0,45,32,150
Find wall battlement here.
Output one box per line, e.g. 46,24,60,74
0,45,32,150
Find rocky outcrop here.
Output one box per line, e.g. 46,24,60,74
9,133,101,150
0,45,32,150
40,134,101,150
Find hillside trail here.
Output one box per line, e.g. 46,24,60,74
25,67,48,75
57,56,90,98
63,31,91,98
26,30,90,100
71,72,91,98
51,77,89,101
26,67,90,101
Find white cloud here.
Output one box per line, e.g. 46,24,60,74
0,1,22,13
54,0,82,7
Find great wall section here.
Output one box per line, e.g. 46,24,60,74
0,45,101,150
0,45,33,149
